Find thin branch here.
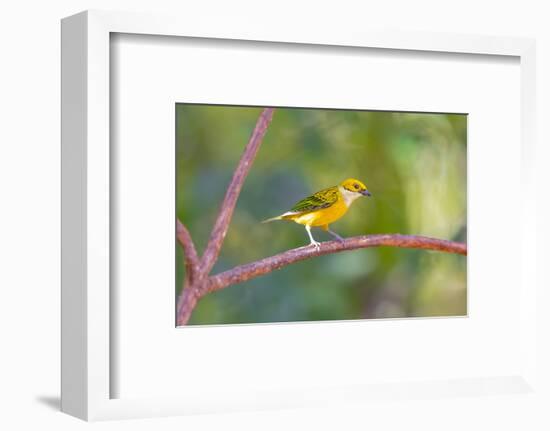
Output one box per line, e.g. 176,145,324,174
200,108,275,275
176,219,200,282
177,219,199,266
204,234,467,294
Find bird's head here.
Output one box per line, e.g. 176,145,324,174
340,178,371,197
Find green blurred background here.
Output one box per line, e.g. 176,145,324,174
176,105,467,325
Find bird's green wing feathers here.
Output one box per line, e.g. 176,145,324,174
290,186,339,213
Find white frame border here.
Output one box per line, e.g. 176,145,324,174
61,9,538,421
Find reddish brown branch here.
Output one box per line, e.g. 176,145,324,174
176,285,200,326
204,235,466,294
176,219,199,282
200,108,275,275
176,108,275,326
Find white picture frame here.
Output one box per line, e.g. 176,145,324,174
61,9,540,422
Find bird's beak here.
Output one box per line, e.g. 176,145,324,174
361,190,372,197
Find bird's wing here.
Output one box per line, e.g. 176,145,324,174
289,186,339,213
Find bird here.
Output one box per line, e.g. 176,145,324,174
262,178,371,249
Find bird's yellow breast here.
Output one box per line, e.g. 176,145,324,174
290,195,349,227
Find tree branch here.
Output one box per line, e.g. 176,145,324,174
200,108,275,275
176,108,275,325
176,219,199,283
204,234,466,294
176,285,200,326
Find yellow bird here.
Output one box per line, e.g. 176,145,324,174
263,178,371,248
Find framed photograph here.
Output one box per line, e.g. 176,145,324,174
61,10,540,421
175,104,467,326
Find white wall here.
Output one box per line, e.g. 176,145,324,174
1,1,548,430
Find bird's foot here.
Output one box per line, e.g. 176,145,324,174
309,240,321,251
332,234,345,243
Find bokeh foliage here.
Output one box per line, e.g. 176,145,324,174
176,105,467,325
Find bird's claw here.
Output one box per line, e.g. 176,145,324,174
310,240,321,251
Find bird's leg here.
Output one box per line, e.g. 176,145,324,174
321,224,344,243
327,228,345,243
305,225,321,250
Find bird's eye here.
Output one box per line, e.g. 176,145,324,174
354,183,360,189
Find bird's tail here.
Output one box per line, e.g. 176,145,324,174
261,215,284,223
